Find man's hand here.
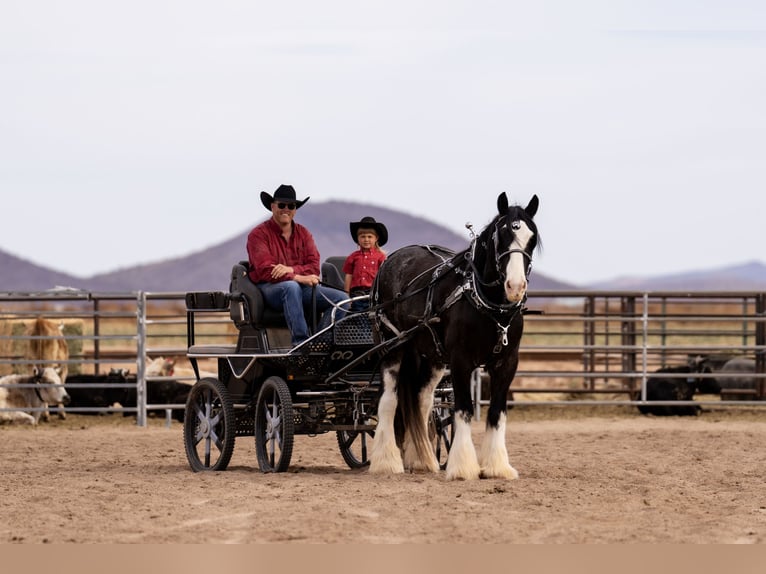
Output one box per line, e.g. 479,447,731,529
270,264,293,279
295,274,320,286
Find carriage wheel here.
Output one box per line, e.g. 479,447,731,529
431,402,455,471
254,376,295,473
183,377,236,472
336,427,375,469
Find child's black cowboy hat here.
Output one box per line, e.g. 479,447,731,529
260,184,310,211
350,216,388,247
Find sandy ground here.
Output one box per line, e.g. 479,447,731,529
2,406,765,544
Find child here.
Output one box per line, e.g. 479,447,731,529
343,216,388,312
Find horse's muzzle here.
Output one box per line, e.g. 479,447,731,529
505,279,527,303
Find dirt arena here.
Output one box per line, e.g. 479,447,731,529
2,406,765,544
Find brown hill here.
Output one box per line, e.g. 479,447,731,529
0,200,573,292
0,249,82,292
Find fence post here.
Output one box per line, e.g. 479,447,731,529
641,293,649,401
756,293,765,400
136,291,147,427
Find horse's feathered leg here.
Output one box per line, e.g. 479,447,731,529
479,356,519,480
445,411,481,480
402,365,443,473
479,411,518,479
369,361,405,474
444,365,480,480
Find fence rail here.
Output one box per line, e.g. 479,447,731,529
2,288,764,427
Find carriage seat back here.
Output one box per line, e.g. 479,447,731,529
229,261,287,329
321,256,346,291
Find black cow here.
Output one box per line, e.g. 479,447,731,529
65,370,135,415
122,378,191,422
718,357,760,400
637,357,720,416
66,369,190,421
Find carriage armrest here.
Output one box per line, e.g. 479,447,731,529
186,291,229,311
229,261,288,329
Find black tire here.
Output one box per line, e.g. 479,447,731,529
183,377,236,472
254,376,294,472
431,402,455,471
336,427,375,469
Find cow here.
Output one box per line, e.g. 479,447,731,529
0,367,70,425
637,356,720,416
65,368,189,421
64,370,135,415
25,316,69,421
146,356,175,377
718,357,760,400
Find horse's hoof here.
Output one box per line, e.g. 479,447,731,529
445,470,481,481
368,461,405,475
480,464,519,480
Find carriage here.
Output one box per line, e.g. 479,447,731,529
183,192,540,480
182,260,455,473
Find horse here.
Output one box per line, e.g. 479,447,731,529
369,192,540,480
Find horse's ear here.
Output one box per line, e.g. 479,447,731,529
525,195,539,218
497,192,509,214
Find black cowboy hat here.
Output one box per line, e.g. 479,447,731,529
260,184,310,211
350,216,388,247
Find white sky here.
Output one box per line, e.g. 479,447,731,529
1,1,764,285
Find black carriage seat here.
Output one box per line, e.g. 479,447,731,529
321,256,346,291
229,261,288,330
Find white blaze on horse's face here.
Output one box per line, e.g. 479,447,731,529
504,220,533,303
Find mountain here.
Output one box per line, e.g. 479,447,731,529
0,200,576,292
0,250,82,292
587,260,766,291
4,202,762,293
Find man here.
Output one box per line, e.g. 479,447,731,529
247,184,347,346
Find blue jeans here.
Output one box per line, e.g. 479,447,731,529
257,281,347,346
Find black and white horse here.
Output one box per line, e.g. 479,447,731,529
370,192,540,480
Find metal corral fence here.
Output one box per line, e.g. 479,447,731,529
2,289,765,426
470,289,766,418
0,290,230,427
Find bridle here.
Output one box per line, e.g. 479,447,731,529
470,215,534,293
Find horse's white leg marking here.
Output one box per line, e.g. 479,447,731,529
402,369,442,473
505,221,533,303
369,367,404,474
445,412,481,480
479,412,518,480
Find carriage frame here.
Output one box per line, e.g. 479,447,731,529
181,260,455,473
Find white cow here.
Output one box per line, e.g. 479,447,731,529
25,317,70,421
0,367,70,425
146,357,175,377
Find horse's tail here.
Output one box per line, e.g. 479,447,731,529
396,348,434,465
